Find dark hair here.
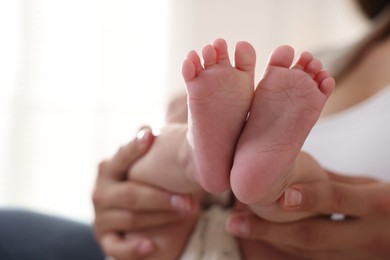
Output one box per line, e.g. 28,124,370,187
355,0,390,19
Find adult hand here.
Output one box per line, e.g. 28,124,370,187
93,127,196,259
227,172,390,259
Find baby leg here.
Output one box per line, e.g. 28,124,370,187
183,38,256,193
231,45,334,212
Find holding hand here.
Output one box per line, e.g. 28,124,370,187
93,128,198,259
227,172,390,259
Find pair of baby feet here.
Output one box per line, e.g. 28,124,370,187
182,39,334,207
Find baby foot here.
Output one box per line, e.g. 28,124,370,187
182,38,256,193
231,45,334,205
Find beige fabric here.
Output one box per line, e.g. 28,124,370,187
180,205,241,260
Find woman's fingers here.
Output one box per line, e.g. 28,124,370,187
229,172,390,259
101,233,155,260
94,180,193,212
228,212,365,250
281,180,390,217
95,210,184,236
282,181,369,216
93,127,194,214
228,211,390,258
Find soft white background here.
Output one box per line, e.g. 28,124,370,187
0,0,370,222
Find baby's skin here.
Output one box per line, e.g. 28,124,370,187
125,38,335,260
183,39,335,221
183,38,256,193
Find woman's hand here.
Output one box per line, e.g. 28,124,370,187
93,128,197,259
227,172,390,259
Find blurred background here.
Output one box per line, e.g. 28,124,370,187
0,0,370,223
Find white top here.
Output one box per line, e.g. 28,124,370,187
303,85,390,181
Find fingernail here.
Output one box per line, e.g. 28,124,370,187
284,188,302,207
136,239,154,255
226,215,249,236
170,195,192,214
136,127,151,148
